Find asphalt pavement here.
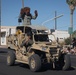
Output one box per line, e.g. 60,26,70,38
0,48,76,75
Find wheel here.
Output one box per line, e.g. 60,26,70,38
29,54,41,72
7,51,15,66
55,54,71,70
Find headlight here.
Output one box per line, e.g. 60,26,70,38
41,46,48,50
42,47,47,50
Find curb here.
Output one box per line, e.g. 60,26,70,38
0,46,8,53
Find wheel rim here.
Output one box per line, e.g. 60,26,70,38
7,55,11,64
30,58,36,69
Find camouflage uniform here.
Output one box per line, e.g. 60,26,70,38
20,33,33,52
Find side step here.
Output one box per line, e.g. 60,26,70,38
15,60,29,64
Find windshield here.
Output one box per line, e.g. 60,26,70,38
34,34,49,42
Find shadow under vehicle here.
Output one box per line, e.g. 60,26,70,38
6,25,71,72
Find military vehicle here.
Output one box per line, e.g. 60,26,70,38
6,25,71,72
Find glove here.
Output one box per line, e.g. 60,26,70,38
18,18,22,23
34,10,38,17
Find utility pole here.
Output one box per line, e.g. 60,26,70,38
55,11,57,30
22,0,24,8
21,0,25,32
0,0,1,46
18,0,24,25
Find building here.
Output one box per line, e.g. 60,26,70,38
1,26,16,45
52,30,70,42
48,29,70,42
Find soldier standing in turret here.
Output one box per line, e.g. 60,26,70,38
18,7,38,25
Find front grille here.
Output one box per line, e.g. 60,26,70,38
50,48,57,55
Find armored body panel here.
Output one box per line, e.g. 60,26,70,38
6,25,71,72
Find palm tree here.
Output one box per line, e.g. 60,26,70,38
66,0,76,29
66,0,76,44
66,0,76,5
72,30,76,38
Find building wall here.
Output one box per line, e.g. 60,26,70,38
1,26,16,45
1,32,6,45
52,30,70,42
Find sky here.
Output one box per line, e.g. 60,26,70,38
1,0,76,31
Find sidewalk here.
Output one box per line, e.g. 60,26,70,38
0,45,7,48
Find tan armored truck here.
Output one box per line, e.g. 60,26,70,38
6,25,71,72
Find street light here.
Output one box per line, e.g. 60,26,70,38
42,14,63,30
